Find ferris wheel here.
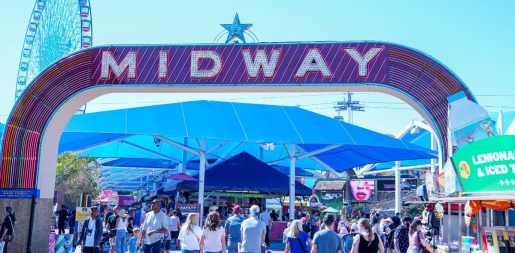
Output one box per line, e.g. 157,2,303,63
15,0,93,113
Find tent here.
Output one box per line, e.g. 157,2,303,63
177,152,312,196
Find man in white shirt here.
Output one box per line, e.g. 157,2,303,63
139,199,169,253
259,208,271,247
78,206,103,253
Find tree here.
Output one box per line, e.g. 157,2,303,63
55,152,101,206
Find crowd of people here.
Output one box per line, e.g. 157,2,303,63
45,199,437,253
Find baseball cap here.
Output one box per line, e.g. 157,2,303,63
301,217,307,223
323,214,335,224
233,205,241,214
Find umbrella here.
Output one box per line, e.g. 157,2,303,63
321,207,340,213
166,173,197,181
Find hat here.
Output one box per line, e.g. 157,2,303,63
323,214,335,224
402,216,412,223
301,217,307,223
233,205,241,214
91,206,98,211
384,217,393,224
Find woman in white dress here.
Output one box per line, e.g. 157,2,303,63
200,211,227,253
179,213,202,253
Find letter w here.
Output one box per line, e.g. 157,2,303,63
242,49,281,78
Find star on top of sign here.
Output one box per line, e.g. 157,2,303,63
221,13,253,43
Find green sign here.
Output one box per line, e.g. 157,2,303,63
451,135,515,193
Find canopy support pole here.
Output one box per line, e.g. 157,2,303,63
289,144,296,221
447,202,451,244
458,203,462,252
198,138,206,226
478,208,483,251
180,137,188,173
394,161,401,213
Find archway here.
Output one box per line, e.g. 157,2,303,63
0,42,474,251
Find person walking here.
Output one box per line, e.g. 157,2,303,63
169,210,182,250
240,205,266,253
394,217,412,253
106,206,119,253
284,220,311,253
224,205,244,253
56,205,69,235
259,208,271,248
407,219,433,253
350,218,384,253
0,207,15,253
200,211,227,253
310,214,342,253
127,210,135,236
178,213,202,253
139,199,169,253
115,209,128,253
69,210,76,235
338,214,351,236
78,206,103,253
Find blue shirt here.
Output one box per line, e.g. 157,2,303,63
225,215,245,242
313,229,342,253
287,232,310,253
134,211,142,227
127,236,137,253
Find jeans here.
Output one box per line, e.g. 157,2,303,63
115,230,127,253
83,247,100,253
205,251,223,253
265,226,270,246
227,241,239,253
145,241,162,253
181,250,200,253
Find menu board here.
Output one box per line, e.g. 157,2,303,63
485,231,493,246
508,231,515,247
496,231,505,247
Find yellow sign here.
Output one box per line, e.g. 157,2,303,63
75,207,91,222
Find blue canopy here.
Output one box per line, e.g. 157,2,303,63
177,152,312,195
59,100,436,191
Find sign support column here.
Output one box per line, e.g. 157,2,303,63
289,144,296,221
198,138,206,225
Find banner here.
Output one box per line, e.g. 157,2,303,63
118,195,135,206
176,204,201,215
377,180,395,192
54,234,73,253
75,207,91,222
451,135,515,193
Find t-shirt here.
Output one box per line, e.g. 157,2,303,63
169,216,180,232
286,231,310,253
313,229,342,253
179,225,202,250
57,209,68,223
225,215,244,243
134,211,141,227
84,217,96,247
241,217,266,253
127,236,137,253
141,211,169,245
259,212,271,226
202,227,224,252
107,214,118,230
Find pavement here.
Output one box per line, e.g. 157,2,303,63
169,241,286,253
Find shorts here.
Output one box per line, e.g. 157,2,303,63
164,240,171,250
170,231,179,240
109,237,116,245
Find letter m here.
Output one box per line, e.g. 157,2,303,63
101,51,137,79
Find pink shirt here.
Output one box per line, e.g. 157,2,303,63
408,231,424,250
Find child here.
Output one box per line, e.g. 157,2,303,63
127,227,140,253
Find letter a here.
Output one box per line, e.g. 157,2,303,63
242,49,281,78
101,51,137,79
344,47,382,77
191,51,222,78
295,48,332,78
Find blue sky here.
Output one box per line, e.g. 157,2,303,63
1,1,514,134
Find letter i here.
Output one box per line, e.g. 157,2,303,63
159,50,168,79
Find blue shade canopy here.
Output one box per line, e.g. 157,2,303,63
58,100,437,191
177,152,312,195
